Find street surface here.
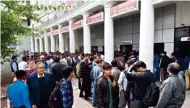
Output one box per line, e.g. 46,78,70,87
1,78,190,108
71,78,190,108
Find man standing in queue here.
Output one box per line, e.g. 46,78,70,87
79,54,92,100
27,62,55,108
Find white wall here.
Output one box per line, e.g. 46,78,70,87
90,24,104,46
75,29,83,51
55,35,59,51
18,36,31,54
64,33,69,52
155,4,176,56
176,1,190,27
113,4,176,56
114,14,140,50
48,36,51,52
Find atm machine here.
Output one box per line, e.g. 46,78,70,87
181,37,190,56
175,26,190,56
120,41,132,54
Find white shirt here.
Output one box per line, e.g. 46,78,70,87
100,55,104,60
38,74,45,78
18,61,28,71
60,58,68,66
11,62,18,72
118,71,128,91
118,65,135,92
50,58,53,63
46,60,51,65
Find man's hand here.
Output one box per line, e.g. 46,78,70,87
32,105,37,108
112,81,117,87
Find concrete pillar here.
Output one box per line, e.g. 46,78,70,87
104,2,114,63
139,0,154,71
30,37,35,53
55,35,59,52
34,37,39,52
44,31,49,53
83,12,91,54
39,37,44,52
59,25,64,53
65,35,69,52
69,20,76,53
50,28,56,52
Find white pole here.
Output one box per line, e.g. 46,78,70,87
104,2,114,63
139,0,154,71
83,12,91,54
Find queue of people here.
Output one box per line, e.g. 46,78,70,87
7,50,189,108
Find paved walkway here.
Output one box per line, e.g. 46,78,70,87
72,78,190,108
1,78,190,108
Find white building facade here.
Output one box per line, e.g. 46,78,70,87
31,0,190,71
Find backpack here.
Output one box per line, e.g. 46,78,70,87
49,79,64,108
143,83,160,107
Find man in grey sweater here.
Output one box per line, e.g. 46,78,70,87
156,62,186,108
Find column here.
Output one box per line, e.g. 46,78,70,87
139,0,154,71
59,25,65,53
65,36,69,52
104,2,114,63
34,37,39,52
69,20,76,53
44,31,49,53
50,28,56,52
83,12,91,54
39,37,44,52
30,37,35,53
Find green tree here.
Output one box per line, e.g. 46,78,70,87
1,1,70,62
1,1,39,60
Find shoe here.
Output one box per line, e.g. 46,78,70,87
85,97,91,101
79,94,84,97
92,103,96,107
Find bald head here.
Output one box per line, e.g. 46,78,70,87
167,63,180,75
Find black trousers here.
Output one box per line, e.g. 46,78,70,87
80,75,91,98
38,103,49,108
160,68,168,82
73,65,77,77
130,100,148,108
78,77,82,89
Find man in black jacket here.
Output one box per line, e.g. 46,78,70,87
10,55,18,76
27,62,55,108
125,61,155,108
50,56,67,83
96,62,118,108
159,51,171,82
79,54,92,100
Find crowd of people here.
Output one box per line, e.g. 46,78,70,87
8,50,190,108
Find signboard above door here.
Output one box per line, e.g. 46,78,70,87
72,20,83,30
86,12,104,25
110,0,139,18
121,41,132,45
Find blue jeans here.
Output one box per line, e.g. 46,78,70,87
92,81,96,104
153,67,160,81
178,71,185,81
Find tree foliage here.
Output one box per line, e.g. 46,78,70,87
1,1,39,60
1,0,72,61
